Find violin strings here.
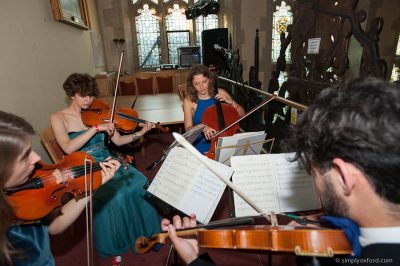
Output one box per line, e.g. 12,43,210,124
117,112,146,124
32,156,124,186
35,164,103,185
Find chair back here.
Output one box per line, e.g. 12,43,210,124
156,76,174,94
39,127,65,163
177,84,187,100
135,77,154,95
120,80,136,95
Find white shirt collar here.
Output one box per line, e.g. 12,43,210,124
359,227,400,247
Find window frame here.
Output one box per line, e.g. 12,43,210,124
131,0,220,70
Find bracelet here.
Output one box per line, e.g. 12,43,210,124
131,133,139,142
95,124,100,133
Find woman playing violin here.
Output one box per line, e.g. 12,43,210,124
184,65,245,154
0,110,119,266
50,73,162,257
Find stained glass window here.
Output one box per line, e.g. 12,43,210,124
390,34,400,81
195,14,218,46
132,0,219,68
166,4,191,64
396,35,400,56
271,1,292,63
135,4,161,68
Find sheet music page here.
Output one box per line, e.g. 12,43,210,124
231,155,279,217
148,147,232,224
235,133,267,156
166,124,205,150
216,131,266,166
273,153,321,212
231,153,321,217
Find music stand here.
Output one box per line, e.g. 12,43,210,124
216,138,275,165
146,124,205,171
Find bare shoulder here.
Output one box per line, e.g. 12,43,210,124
183,96,195,106
50,109,70,128
50,110,65,122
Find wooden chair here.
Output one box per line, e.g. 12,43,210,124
135,77,154,95
39,127,65,163
177,84,186,100
120,80,136,95
156,76,174,94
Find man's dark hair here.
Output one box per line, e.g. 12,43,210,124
288,77,400,204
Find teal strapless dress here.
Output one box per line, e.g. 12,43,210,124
69,131,161,257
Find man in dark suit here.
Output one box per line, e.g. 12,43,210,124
161,77,400,265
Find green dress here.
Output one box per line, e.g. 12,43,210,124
69,131,161,257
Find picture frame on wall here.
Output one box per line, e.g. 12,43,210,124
50,0,90,30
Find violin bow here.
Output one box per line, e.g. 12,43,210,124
213,94,277,139
173,132,278,226
84,156,95,266
217,76,308,111
109,50,125,123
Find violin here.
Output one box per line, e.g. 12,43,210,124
81,98,169,133
136,225,352,257
5,152,103,221
197,225,352,256
136,216,256,253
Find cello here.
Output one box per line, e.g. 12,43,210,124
201,70,240,160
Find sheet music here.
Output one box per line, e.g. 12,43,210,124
231,153,320,217
231,155,279,217
148,147,232,224
216,131,266,166
273,154,321,212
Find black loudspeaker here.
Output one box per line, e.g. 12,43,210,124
201,28,228,72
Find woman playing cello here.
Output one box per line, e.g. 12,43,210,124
183,65,245,154
50,73,162,257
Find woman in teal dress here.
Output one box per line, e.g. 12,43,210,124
183,65,245,154
0,110,119,265
50,73,162,257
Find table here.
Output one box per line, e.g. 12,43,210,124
133,93,181,111
100,93,183,126
134,93,184,125
99,95,136,108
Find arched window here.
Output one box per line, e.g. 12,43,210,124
390,33,400,81
166,4,190,65
195,14,218,46
271,1,293,63
135,4,161,68
133,0,219,69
